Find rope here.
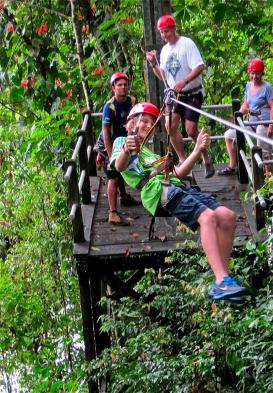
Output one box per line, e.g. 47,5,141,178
170,94,273,147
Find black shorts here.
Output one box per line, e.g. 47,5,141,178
173,92,203,123
103,159,123,180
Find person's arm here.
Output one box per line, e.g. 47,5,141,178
267,99,273,137
115,135,138,172
102,102,114,157
239,100,249,114
102,124,112,158
173,128,209,178
145,50,166,81
173,64,205,92
115,142,131,172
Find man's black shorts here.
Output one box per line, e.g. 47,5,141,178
173,92,203,123
103,159,123,180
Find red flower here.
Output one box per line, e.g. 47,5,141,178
30,77,35,87
0,1,5,10
121,15,133,24
66,89,73,98
37,23,48,35
81,25,89,34
21,80,28,89
55,78,65,88
92,68,105,75
7,24,15,32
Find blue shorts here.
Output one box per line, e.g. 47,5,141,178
164,184,220,231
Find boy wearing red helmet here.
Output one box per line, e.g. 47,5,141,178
146,15,214,178
218,58,273,175
96,72,140,225
110,102,249,301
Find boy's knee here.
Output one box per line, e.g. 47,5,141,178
187,128,198,140
216,207,236,227
198,208,217,227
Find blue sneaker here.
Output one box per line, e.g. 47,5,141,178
226,296,248,303
208,276,249,300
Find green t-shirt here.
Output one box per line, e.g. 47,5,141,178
111,136,183,215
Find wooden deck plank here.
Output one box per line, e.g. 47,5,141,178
84,165,257,263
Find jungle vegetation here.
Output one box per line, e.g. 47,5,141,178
0,0,273,392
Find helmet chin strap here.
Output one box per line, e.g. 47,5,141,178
132,113,143,135
129,114,143,154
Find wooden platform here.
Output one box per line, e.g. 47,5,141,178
74,164,259,270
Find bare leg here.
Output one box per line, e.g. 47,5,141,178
197,208,229,283
185,119,210,164
225,137,237,169
107,177,119,212
214,206,236,270
165,112,186,162
117,176,127,198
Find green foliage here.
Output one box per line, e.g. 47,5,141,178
0,122,88,391
172,0,273,104
90,249,273,392
1,0,273,391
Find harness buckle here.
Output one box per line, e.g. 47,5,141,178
164,88,176,111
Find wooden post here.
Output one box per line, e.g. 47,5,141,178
251,146,265,229
142,0,171,155
77,130,92,204
76,259,99,393
232,98,241,114
64,159,85,242
235,111,248,184
82,110,97,177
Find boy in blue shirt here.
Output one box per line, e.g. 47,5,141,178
100,72,140,225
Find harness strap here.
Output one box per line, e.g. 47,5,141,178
178,85,202,97
138,154,174,189
249,108,270,116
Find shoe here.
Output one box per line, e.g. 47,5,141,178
120,194,141,206
208,276,249,300
217,166,237,176
226,296,248,303
204,161,215,178
108,211,130,226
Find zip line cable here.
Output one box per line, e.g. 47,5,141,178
169,93,273,148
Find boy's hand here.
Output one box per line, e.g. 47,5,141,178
125,135,140,154
196,128,210,152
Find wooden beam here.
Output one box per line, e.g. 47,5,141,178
142,0,171,155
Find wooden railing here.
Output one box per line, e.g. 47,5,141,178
235,113,272,229
64,110,96,243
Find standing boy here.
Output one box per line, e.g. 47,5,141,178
101,72,140,225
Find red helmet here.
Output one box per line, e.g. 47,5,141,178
247,58,264,73
127,102,160,121
110,72,129,85
157,15,176,30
